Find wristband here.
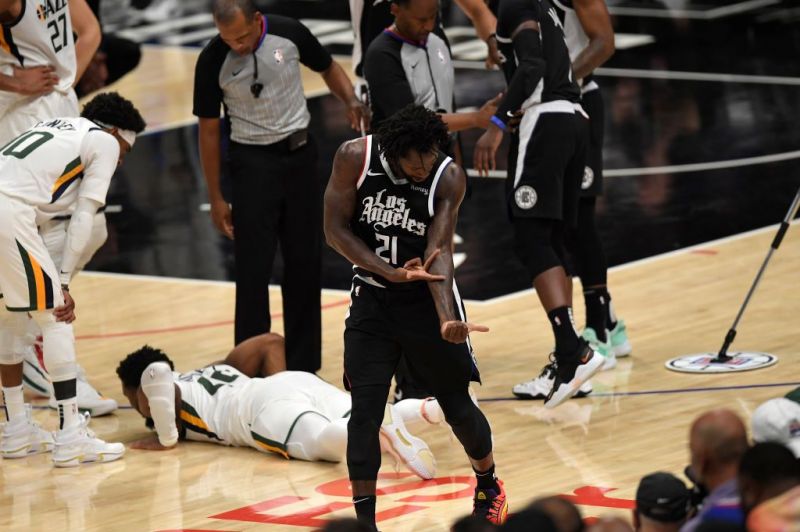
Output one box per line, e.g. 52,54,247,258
490,115,507,131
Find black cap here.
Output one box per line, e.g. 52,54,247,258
636,472,690,523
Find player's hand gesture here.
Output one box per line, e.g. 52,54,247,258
54,289,76,324
210,198,234,239
12,65,58,96
485,34,505,70
474,124,504,177
475,92,504,129
440,320,490,344
394,249,446,282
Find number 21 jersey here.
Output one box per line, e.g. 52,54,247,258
350,135,452,290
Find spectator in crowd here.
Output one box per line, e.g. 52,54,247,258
751,398,800,457
501,505,558,532
634,472,690,531
530,496,584,532
681,409,748,532
738,441,800,531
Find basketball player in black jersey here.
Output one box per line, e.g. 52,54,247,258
473,0,604,408
325,105,508,527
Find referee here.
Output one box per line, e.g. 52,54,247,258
194,0,369,372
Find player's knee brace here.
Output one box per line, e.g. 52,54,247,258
513,217,563,280
0,310,26,365
346,385,388,479
436,391,493,461
31,312,76,382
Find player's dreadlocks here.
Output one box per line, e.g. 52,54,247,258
81,92,146,134
375,104,450,165
116,346,174,390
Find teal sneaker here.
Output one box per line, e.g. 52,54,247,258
581,328,616,371
608,319,632,358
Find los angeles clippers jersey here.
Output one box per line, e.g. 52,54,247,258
551,0,597,90
174,364,254,446
351,135,452,290
496,0,580,105
0,117,118,218
0,0,78,106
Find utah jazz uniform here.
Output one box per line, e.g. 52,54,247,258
0,117,118,311
551,0,605,196
0,0,80,144
344,135,479,394
173,365,351,458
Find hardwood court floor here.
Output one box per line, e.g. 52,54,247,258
1,224,798,531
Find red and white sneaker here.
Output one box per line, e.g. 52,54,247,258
473,478,509,525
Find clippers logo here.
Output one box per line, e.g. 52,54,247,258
360,189,427,236
514,185,537,210
274,49,283,64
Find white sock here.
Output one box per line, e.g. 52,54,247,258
2,385,25,420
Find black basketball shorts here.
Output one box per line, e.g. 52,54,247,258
343,277,480,394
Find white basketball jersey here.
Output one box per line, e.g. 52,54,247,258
0,0,78,103
175,365,255,446
0,117,118,216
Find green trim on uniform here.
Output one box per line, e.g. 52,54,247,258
283,410,330,447
15,240,37,310
22,374,49,395
250,430,287,452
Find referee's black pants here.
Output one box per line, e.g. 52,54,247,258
229,137,322,372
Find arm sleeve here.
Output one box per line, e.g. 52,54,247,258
278,16,332,72
77,130,119,205
192,38,227,118
59,196,101,285
494,27,546,125
141,362,179,447
363,44,415,120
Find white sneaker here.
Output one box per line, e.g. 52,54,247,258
22,343,51,397
512,358,593,400
379,404,436,480
52,413,125,468
544,344,605,409
1,406,54,458
48,367,118,417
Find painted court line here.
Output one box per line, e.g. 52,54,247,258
473,218,799,307
75,298,350,341
29,379,800,411
480,380,800,402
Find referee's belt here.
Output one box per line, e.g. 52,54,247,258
262,128,309,152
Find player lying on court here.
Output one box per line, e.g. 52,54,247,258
116,333,446,480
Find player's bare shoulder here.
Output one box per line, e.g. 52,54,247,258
435,159,467,202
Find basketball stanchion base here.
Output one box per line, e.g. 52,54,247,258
665,351,778,373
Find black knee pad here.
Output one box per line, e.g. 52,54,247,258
347,385,388,480
513,217,563,280
436,392,493,461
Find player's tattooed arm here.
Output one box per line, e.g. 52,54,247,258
325,139,435,283
426,164,489,344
